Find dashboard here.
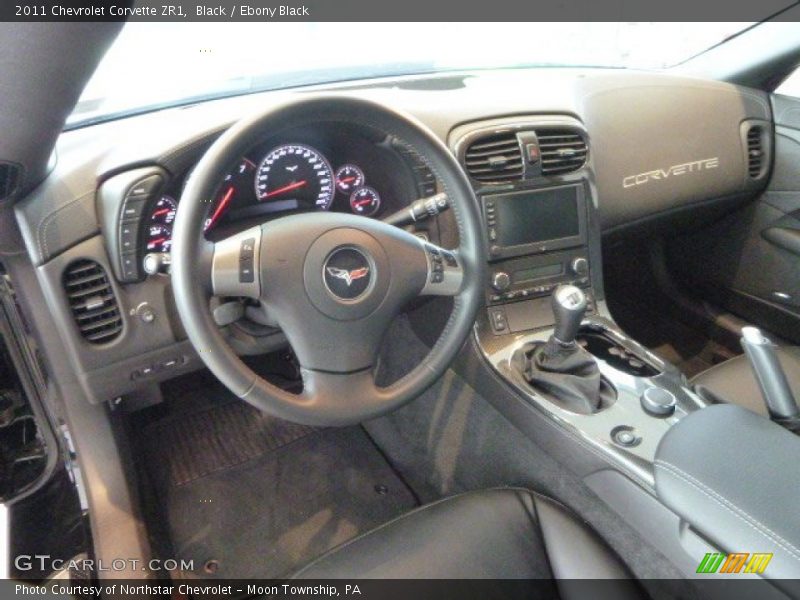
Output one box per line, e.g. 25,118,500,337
10,67,773,405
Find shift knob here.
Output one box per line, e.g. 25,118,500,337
551,285,587,344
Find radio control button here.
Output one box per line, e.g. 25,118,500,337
491,271,511,291
571,257,589,276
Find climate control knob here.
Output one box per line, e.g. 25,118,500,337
491,271,511,291
571,257,589,276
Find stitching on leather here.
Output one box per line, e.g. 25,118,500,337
37,190,96,260
655,460,800,562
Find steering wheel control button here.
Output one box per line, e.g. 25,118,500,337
323,247,372,301
611,426,641,448
641,387,677,417
239,238,256,283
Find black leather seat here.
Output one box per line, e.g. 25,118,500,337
691,346,800,415
293,488,641,594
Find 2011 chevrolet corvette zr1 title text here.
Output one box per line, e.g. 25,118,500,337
1,11,800,600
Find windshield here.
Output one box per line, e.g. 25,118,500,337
69,22,753,128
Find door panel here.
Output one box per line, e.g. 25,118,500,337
667,93,800,343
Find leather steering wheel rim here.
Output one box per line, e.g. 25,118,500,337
172,96,486,426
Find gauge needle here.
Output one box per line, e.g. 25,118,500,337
353,199,373,207
206,186,235,231
152,208,172,217
149,238,167,247
261,180,306,200
339,177,356,184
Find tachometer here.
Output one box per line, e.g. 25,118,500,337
254,144,334,211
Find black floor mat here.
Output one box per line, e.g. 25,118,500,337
141,399,417,579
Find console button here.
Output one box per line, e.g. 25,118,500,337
120,197,146,221
128,174,163,197
525,143,541,164
135,302,156,324
613,429,640,447
119,222,138,253
641,387,677,417
120,253,139,281
489,307,508,333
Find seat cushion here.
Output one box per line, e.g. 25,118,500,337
691,346,800,416
292,488,638,588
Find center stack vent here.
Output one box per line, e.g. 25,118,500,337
62,259,123,344
537,129,588,176
464,132,524,183
463,125,587,183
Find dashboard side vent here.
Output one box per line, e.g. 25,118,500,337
537,129,588,176
464,133,523,183
747,125,764,178
62,260,123,344
0,163,20,201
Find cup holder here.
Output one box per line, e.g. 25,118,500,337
576,330,660,377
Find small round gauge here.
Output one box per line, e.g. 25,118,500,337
335,164,365,194
254,144,334,211
350,186,381,217
146,224,172,253
149,195,177,225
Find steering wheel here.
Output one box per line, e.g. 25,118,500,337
171,96,485,426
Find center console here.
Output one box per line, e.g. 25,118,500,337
450,116,707,490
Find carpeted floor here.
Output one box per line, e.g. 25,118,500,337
139,392,417,580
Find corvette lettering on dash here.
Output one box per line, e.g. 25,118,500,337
622,157,720,188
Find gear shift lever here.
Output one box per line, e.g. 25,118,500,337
551,285,588,345
517,284,605,414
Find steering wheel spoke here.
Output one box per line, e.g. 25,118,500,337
417,241,464,297
210,225,263,299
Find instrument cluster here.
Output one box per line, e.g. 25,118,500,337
142,128,425,254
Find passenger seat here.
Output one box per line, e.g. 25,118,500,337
691,346,800,415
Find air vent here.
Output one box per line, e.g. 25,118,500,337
62,260,123,344
538,129,588,176
747,126,764,178
464,133,524,183
0,163,20,201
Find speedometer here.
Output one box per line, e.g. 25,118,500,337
254,144,334,212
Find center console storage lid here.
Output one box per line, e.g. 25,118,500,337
655,404,800,584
